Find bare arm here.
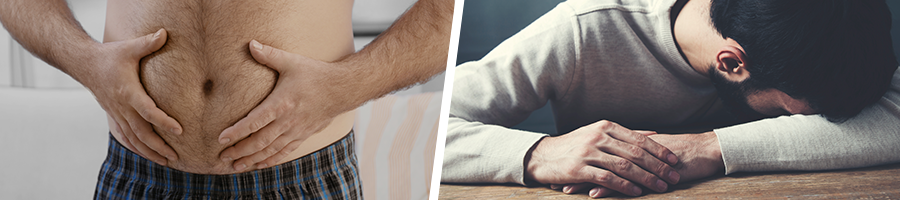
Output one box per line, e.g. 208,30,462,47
0,0,181,165
217,0,454,170
340,0,454,102
1,0,97,75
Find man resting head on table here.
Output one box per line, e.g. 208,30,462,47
0,0,452,199
444,0,898,198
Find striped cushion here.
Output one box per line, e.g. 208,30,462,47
353,92,442,200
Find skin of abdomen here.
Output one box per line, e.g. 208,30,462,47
102,0,355,174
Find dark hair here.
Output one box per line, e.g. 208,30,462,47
710,0,899,122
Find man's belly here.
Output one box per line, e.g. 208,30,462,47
103,0,355,174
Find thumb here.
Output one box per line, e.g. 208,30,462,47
130,28,167,58
249,39,297,72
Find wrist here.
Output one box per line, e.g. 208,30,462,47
523,136,548,185
332,54,390,105
703,131,725,169
329,59,366,103
63,41,105,87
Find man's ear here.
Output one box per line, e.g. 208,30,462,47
714,40,750,82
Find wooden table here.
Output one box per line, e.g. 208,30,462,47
439,163,900,199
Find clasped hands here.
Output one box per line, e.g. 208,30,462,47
525,120,724,198
98,29,352,170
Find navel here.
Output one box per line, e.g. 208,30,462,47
203,79,214,95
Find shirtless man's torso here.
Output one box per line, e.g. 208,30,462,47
103,0,356,174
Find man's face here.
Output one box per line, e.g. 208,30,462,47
708,67,815,120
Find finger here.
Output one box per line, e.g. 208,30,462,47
589,187,615,198
130,28,168,58
603,123,679,166
228,129,295,170
109,114,141,157
634,130,657,136
118,125,147,159
595,140,675,191
220,118,290,165
249,40,305,72
133,91,182,135
124,110,178,162
601,136,679,179
597,134,681,184
586,152,667,193
218,96,288,144
117,113,166,165
255,139,304,169
561,183,594,194
578,166,643,196
111,114,137,152
550,184,563,190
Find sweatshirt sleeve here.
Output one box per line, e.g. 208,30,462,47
441,3,581,185
714,69,900,174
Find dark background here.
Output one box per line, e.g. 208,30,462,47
455,0,900,135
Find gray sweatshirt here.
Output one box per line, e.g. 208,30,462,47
443,0,900,185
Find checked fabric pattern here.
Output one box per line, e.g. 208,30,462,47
94,131,362,200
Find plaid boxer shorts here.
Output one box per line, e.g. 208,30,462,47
94,131,361,200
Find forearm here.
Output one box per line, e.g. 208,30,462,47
0,0,99,83
715,111,900,174
339,0,453,106
442,117,547,184
441,3,584,183
715,74,900,174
